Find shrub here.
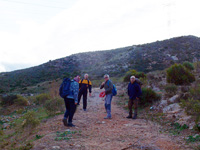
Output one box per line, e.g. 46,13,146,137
22,111,40,128
14,95,29,106
124,70,146,82
0,130,3,135
166,64,195,85
35,93,50,105
164,84,178,95
0,95,17,106
16,108,25,114
44,98,65,115
183,61,194,70
180,98,200,123
140,88,161,107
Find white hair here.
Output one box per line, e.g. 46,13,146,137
84,74,88,77
104,74,109,78
130,76,135,79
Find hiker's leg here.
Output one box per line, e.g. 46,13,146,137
83,90,88,109
68,99,75,123
105,94,112,118
133,99,139,115
78,91,82,104
64,98,70,119
128,99,133,117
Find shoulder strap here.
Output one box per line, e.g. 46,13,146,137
81,79,83,84
87,79,89,85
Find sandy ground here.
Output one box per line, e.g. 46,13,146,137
32,88,185,150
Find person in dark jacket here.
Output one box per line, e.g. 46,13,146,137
100,74,113,119
127,76,142,119
78,74,92,111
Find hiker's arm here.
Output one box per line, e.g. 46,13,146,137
89,81,92,93
73,82,79,103
100,82,104,89
136,84,142,99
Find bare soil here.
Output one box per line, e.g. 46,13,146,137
32,88,187,150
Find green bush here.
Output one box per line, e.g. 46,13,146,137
123,69,146,82
164,84,178,95
16,108,25,114
0,130,3,135
44,98,65,115
14,95,29,106
22,111,40,128
180,98,200,123
140,87,161,107
166,64,195,85
35,93,50,105
183,61,194,70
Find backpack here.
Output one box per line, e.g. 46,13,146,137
135,78,143,87
107,80,117,96
59,78,72,98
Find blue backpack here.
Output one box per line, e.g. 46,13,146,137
107,80,117,96
59,78,71,98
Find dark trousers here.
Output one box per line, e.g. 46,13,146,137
78,90,87,109
128,99,138,116
64,98,76,123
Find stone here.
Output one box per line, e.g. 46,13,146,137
3,123,10,129
177,116,191,126
159,100,167,108
52,146,60,149
163,103,181,113
169,95,179,103
189,122,196,130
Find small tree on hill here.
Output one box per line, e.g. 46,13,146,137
166,64,195,85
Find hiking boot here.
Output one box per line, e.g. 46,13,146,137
67,123,76,127
126,115,132,119
62,119,68,126
83,109,87,111
104,116,112,119
132,114,137,119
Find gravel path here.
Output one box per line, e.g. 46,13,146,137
32,88,184,150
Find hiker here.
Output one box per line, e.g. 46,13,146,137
78,74,92,111
60,75,80,127
127,76,142,119
100,74,113,119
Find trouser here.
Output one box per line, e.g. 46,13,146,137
128,99,138,116
105,94,113,118
78,89,88,109
64,98,76,123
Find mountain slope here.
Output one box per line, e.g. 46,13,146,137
0,35,200,93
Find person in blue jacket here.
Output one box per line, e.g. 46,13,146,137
127,76,142,119
63,76,80,127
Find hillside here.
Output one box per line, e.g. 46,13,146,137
0,35,200,94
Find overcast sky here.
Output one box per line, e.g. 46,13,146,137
0,0,200,72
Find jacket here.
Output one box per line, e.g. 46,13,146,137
128,81,142,100
67,79,79,103
79,79,92,93
100,80,113,95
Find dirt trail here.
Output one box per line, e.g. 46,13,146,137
32,88,184,150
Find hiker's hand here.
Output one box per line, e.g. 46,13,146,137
101,82,105,86
89,93,92,97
